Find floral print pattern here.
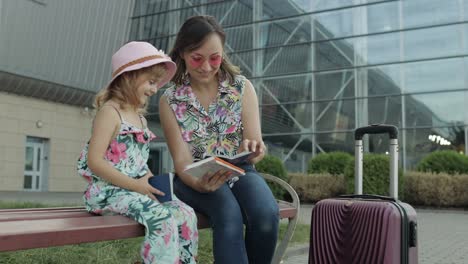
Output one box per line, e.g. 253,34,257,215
164,75,245,161
77,119,198,264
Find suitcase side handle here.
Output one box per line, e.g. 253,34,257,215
354,124,398,140
338,194,396,202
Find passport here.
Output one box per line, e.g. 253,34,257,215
148,173,174,203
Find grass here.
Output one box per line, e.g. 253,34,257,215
0,202,310,264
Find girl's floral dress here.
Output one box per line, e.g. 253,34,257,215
164,75,245,186
77,113,198,264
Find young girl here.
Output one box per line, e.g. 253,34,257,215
160,16,279,264
77,41,198,264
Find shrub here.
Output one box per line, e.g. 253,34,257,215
288,173,346,202
404,171,468,207
416,150,468,175
255,155,288,199
344,154,404,197
307,151,353,175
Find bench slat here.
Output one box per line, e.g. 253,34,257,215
0,204,296,252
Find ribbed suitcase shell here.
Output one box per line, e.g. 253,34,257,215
309,198,417,264
309,125,418,264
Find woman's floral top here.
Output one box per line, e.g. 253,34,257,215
164,74,246,161
77,120,156,184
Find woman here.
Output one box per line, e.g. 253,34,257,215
159,15,279,264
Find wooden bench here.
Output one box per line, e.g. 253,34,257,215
0,173,300,264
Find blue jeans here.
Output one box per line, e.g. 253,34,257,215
174,164,279,264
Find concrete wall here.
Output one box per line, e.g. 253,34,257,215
0,92,93,192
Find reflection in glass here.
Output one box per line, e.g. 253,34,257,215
366,96,402,126
403,0,459,28
315,99,355,132
262,44,312,75
261,76,312,103
405,91,466,127
315,39,354,71
366,32,400,65
404,25,462,61
260,18,310,48
367,2,399,34
366,65,401,96
315,70,354,100
263,134,313,173
404,58,465,93
314,9,354,41
316,132,353,153
23,175,32,189
25,146,33,171
405,126,465,170
261,103,309,134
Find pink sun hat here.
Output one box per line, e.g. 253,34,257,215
107,41,176,89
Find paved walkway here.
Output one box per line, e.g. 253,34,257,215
1,192,468,263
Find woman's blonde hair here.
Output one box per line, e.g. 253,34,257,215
94,64,167,114
169,15,240,86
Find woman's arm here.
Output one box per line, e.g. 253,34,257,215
87,106,162,199
159,96,231,192
239,79,266,164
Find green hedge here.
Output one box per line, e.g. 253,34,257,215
404,171,468,207
344,154,403,197
288,173,346,202
416,150,468,175
255,155,288,199
308,151,353,175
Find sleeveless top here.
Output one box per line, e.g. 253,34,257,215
164,74,246,161
77,106,156,184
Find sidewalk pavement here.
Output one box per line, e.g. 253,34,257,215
1,192,468,263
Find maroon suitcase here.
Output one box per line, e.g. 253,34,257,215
309,124,418,264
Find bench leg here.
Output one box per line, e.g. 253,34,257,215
271,216,299,264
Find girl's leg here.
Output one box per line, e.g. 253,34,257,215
231,164,280,264
164,199,199,264
174,176,248,264
98,189,183,264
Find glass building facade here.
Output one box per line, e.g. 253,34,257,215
130,0,468,173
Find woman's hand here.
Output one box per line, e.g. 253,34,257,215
238,138,266,161
195,170,232,193
132,171,165,201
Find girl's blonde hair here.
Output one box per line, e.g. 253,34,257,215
94,64,167,114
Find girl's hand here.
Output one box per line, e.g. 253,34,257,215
133,172,165,201
196,170,232,192
238,139,266,159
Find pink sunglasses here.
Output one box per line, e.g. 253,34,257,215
187,54,222,68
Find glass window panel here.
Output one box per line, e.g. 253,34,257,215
227,51,253,77
263,135,313,173
133,0,173,17
37,148,41,171
260,18,311,48
25,146,33,171
225,26,253,51
366,32,400,65
405,91,466,127
312,0,356,12
23,175,32,189
366,1,399,34
206,1,253,26
404,126,465,170
36,176,40,189
404,25,462,61
315,99,355,131
314,9,354,41
261,103,310,133
315,39,354,71
263,44,312,75
263,0,308,19
315,70,354,100
260,76,312,103
366,96,402,126
403,0,459,28
366,65,401,96
316,131,354,153
404,58,465,93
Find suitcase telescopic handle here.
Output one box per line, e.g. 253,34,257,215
354,124,399,199
339,194,396,202
355,124,398,140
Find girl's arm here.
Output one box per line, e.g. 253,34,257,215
239,79,266,164
159,96,230,192
87,106,162,199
